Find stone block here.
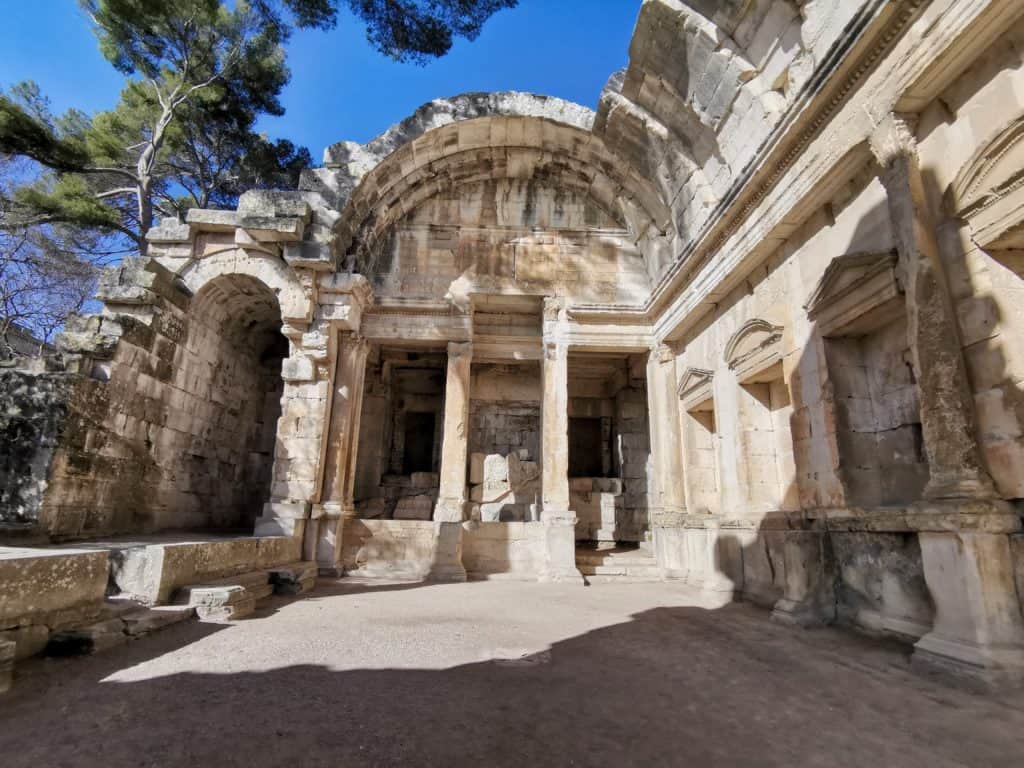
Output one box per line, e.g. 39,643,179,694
469,453,487,484
508,454,540,486
483,454,508,486
411,472,439,488
0,639,13,693
394,494,434,520
0,548,109,628
121,606,196,636
0,625,50,661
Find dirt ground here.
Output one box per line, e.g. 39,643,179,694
2,579,1023,767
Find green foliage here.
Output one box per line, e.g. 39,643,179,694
1,0,516,340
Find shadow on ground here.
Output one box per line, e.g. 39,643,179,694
2,578,1024,768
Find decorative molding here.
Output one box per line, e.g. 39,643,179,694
723,319,784,381
804,250,902,336
677,367,714,412
946,113,1024,249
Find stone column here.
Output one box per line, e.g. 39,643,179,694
872,114,1024,683
646,343,689,580
539,299,583,583
313,331,369,573
429,341,472,582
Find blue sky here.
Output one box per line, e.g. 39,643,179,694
0,0,641,160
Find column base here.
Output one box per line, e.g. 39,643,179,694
540,509,584,585
433,497,466,524
426,522,467,583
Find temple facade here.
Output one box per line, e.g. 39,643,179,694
5,0,1024,686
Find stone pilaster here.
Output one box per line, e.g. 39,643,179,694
646,344,688,580
430,341,472,582
311,330,369,573
435,342,472,523
870,114,994,501
872,114,1024,683
539,298,583,584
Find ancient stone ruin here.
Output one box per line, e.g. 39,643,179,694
4,0,1024,691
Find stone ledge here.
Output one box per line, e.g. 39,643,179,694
111,535,302,605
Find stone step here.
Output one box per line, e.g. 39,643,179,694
582,574,664,584
173,570,274,621
268,561,318,595
121,605,196,636
578,563,662,577
575,552,656,567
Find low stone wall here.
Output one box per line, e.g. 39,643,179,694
112,535,302,604
341,520,440,579
831,531,934,641
0,547,109,657
462,521,544,580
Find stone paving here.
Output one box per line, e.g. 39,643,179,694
1,579,1022,767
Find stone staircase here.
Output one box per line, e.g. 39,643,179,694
575,543,661,583
172,561,318,620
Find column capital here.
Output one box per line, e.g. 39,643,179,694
542,296,567,322
654,342,677,365
447,340,472,360
869,112,920,169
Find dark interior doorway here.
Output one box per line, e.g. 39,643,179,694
569,417,604,477
403,411,436,474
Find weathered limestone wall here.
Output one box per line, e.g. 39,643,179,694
370,179,650,305
0,248,296,542
595,0,874,274
0,371,76,527
915,14,1024,499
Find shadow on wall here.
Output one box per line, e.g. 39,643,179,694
1,580,1022,768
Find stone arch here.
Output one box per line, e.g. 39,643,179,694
177,249,311,324
164,272,289,530
332,115,676,281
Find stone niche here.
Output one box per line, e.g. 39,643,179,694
466,361,541,523
724,320,798,513
678,367,719,515
567,353,649,543
806,251,928,507
354,346,446,520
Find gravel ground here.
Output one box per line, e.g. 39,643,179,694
2,578,1023,767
